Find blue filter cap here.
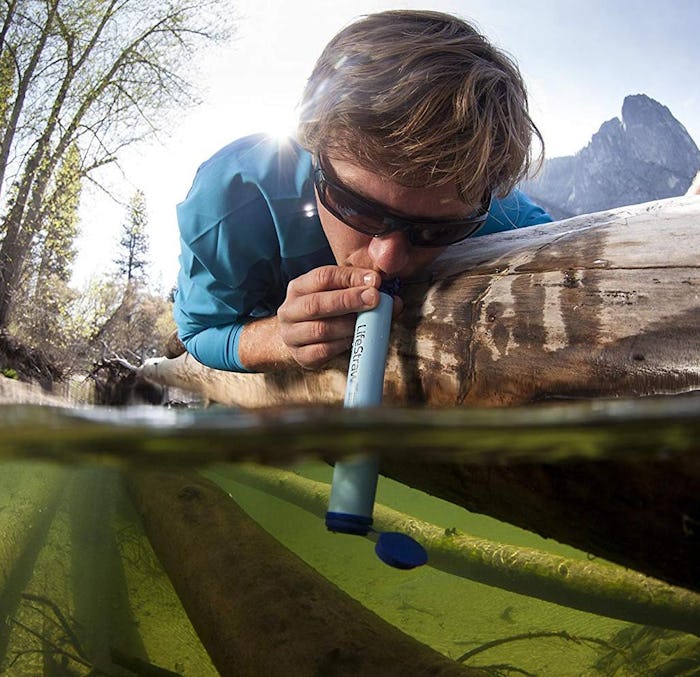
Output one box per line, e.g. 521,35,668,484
325,512,373,536
375,532,428,569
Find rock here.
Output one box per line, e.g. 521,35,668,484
523,94,700,218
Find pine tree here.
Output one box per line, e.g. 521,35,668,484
115,189,149,284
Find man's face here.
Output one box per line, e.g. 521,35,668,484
315,156,474,281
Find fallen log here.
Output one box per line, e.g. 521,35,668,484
218,463,700,636
138,196,700,592
0,377,69,406
114,489,219,675
141,196,700,408
381,422,700,594
126,470,483,677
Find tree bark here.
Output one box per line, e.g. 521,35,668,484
126,470,483,677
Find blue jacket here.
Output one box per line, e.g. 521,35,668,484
175,134,552,372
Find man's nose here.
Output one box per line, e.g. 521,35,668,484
367,230,410,275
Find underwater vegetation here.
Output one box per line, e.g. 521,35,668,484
0,404,698,676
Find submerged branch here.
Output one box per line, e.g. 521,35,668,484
9,617,93,670
456,631,619,663
221,463,700,636
21,592,85,656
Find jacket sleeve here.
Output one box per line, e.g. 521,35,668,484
173,164,284,373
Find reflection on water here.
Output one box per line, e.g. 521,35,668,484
0,395,698,675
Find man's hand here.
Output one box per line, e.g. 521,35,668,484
277,266,386,369
238,266,401,371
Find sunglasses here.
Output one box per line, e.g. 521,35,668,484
312,154,491,247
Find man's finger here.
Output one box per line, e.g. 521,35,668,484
287,266,381,297
281,316,356,348
280,286,379,323
293,337,354,370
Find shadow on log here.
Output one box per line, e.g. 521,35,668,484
126,470,483,677
0,465,66,662
0,466,66,602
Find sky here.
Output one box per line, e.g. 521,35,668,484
73,0,700,290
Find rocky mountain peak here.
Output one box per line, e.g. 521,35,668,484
522,95,700,219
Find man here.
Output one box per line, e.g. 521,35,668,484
174,10,552,373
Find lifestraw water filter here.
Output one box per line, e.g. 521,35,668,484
325,280,428,569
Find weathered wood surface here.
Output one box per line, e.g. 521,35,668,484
139,196,700,592
142,196,700,407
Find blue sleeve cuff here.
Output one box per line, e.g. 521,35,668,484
230,321,251,372
181,321,255,373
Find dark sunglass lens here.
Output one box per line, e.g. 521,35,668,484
316,154,490,246
323,184,386,236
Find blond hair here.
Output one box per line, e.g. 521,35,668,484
298,10,543,203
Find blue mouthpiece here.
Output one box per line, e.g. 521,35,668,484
379,277,401,297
